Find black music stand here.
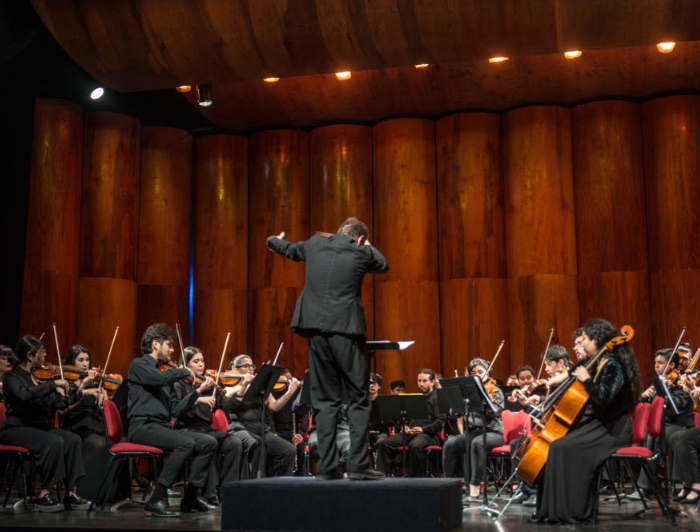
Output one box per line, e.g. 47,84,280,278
366,340,415,374
456,376,500,516
376,393,429,476
242,364,286,478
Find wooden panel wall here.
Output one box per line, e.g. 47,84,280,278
436,112,508,378
193,134,249,367
77,112,140,375
643,95,700,366
136,126,192,359
503,106,580,372
248,130,310,377
308,124,377,351
373,119,439,390
20,98,83,360
571,101,653,379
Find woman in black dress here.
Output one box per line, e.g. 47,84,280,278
533,318,641,524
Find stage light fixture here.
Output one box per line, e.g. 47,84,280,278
415,64,429,69
656,42,676,53
90,87,104,100
176,85,192,93
197,84,213,107
564,50,582,59
488,56,509,63
264,77,280,83
335,71,352,80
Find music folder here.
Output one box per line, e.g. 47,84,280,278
366,340,415,351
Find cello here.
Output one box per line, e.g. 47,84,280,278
516,325,634,486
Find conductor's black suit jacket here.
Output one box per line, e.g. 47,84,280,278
267,233,389,337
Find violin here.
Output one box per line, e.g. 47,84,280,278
484,378,499,397
98,373,123,397
159,361,180,371
31,363,63,382
507,379,548,403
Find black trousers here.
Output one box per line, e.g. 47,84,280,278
669,426,700,484
0,426,84,490
377,432,438,477
307,333,370,476
234,428,295,477
129,421,217,489
181,426,244,498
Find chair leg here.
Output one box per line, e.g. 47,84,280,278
88,457,117,514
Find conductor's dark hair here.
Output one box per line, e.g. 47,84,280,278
337,217,369,240
140,323,176,356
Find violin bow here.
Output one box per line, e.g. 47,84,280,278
535,328,555,381
100,326,120,382
661,326,686,377
213,332,231,392
486,340,505,376
52,322,65,380
272,342,284,366
175,323,187,368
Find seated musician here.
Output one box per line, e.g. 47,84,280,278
677,342,692,375
532,318,641,525
669,384,700,505
389,380,406,395
0,335,92,512
172,346,245,506
226,354,299,477
61,345,129,502
571,327,587,363
126,323,218,517
368,372,391,452
440,359,504,502
0,344,14,402
376,369,444,477
308,403,351,475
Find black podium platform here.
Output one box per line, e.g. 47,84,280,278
221,477,462,532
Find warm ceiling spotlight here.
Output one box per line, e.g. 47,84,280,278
564,50,582,59
656,41,676,53
335,71,352,80
263,77,280,83
175,85,192,93
90,87,104,100
196,84,213,107
415,63,429,69
488,56,509,63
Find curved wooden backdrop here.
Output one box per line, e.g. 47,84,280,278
503,106,580,372
643,95,700,378
192,134,249,368
248,130,310,377
571,100,653,380
373,118,439,391
436,113,508,379
20,98,83,362
77,112,141,376
21,95,700,385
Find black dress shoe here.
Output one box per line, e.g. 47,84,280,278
511,491,530,504
29,493,64,513
64,493,91,511
204,496,221,509
348,469,385,481
315,469,345,480
144,498,181,517
180,495,215,513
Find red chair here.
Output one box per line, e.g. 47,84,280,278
0,403,32,508
424,428,446,477
694,410,700,428
605,397,673,522
88,399,165,513
211,409,229,432
488,409,532,488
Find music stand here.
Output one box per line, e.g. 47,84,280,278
242,364,286,478
366,340,415,374
376,393,429,476
457,376,500,517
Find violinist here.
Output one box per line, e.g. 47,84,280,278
0,335,91,512
677,342,692,375
442,359,504,502
668,386,700,505
533,318,641,525
511,347,570,409
60,345,127,502
376,369,444,477
0,344,14,402
226,354,298,477
126,323,217,517
172,346,245,506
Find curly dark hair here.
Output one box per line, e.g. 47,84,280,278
140,323,176,356
582,318,641,412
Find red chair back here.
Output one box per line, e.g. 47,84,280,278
502,409,531,443
212,409,228,432
630,402,650,445
647,396,665,439
695,411,700,428
0,402,6,425
102,399,124,444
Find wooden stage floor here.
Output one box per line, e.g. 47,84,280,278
1,486,698,531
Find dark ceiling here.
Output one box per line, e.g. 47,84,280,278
4,1,700,132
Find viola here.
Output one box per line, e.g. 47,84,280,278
516,325,634,486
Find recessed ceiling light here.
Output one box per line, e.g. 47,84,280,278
175,85,192,93
263,77,280,83
335,71,352,80
657,42,676,53
415,64,429,69
488,56,509,64
564,50,582,59
90,87,104,100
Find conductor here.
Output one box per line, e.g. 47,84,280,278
267,217,389,480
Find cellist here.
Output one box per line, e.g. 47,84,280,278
532,318,641,525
